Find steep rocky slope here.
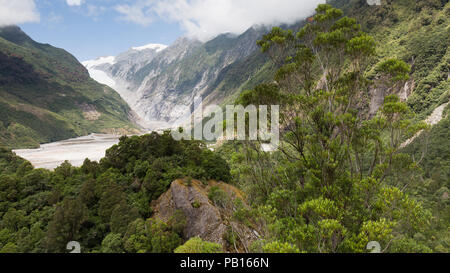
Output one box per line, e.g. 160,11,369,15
152,179,258,252
84,27,273,129
0,26,139,149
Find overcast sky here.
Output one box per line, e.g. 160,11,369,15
0,0,325,61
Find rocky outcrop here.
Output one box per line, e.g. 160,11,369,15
151,179,258,252
369,79,415,116
80,103,101,121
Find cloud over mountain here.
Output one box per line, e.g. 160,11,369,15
0,0,40,26
115,0,325,41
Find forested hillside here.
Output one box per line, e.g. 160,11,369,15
328,0,449,252
218,1,449,253
0,133,231,253
328,0,449,118
0,26,138,149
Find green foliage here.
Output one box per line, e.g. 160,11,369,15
330,0,450,117
122,218,183,253
208,186,230,208
0,26,137,149
191,200,201,209
226,3,445,253
376,58,411,82
0,242,18,253
402,113,450,252
237,83,281,107
0,133,232,253
174,237,222,253
100,233,124,253
46,197,88,252
262,241,300,253
110,201,139,235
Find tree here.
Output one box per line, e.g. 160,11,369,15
110,200,139,235
46,197,87,253
237,4,431,253
100,233,124,253
98,184,126,223
0,242,18,253
122,218,183,253
1,208,27,232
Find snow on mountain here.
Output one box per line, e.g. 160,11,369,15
86,69,116,87
82,56,117,89
131,43,168,52
82,28,267,130
82,56,116,69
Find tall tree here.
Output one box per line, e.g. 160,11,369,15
238,4,431,253
46,197,87,253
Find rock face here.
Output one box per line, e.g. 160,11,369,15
369,79,415,116
152,179,258,252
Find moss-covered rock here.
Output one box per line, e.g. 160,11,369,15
152,179,257,252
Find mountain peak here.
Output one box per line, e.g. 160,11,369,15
82,56,116,69
0,25,34,46
131,43,168,52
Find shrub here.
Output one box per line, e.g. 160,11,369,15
174,237,222,253
208,186,229,208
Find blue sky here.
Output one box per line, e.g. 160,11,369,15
0,0,323,61
18,0,184,61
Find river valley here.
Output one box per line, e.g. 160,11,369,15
13,134,122,170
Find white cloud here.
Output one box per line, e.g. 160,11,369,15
66,0,85,6
0,0,40,26
115,1,155,27
115,0,325,41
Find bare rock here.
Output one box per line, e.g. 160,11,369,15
152,179,257,252
369,79,415,116
80,103,101,121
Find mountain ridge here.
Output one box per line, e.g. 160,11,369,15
0,26,139,149
83,25,275,129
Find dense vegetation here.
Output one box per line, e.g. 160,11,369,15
0,26,137,149
0,132,230,253
216,3,449,253
329,0,449,118
402,107,450,253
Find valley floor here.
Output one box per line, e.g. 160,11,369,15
13,134,121,170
